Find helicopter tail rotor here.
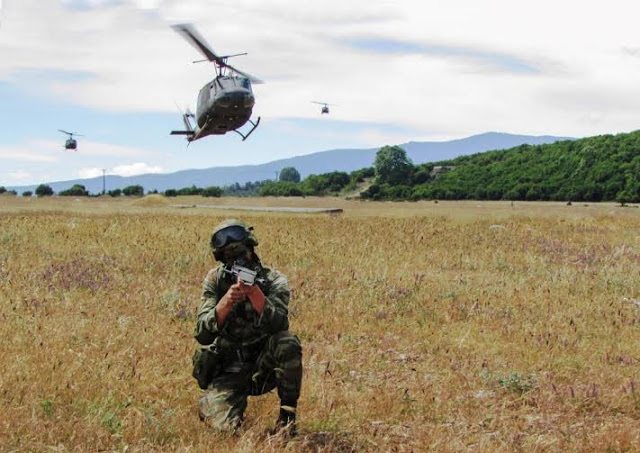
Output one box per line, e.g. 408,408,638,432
170,111,195,141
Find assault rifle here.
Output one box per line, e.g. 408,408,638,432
224,264,264,286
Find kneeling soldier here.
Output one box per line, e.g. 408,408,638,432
193,219,302,436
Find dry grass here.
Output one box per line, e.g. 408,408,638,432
1,197,640,452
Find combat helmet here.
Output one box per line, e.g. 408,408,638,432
210,219,259,260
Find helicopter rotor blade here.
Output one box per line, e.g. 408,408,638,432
171,23,220,64
172,23,264,84
58,129,72,136
221,61,264,84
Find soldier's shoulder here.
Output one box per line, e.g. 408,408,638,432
204,265,224,281
262,265,288,285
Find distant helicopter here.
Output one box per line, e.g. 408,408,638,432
170,23,263,142
311,101,334,114
58,130,82,151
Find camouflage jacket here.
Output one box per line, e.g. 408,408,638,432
194,264,290,349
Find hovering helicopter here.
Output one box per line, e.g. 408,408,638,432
311,101,334,114
58,130,82,151
170,23,263,142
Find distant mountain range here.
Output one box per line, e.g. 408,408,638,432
8,132,573,194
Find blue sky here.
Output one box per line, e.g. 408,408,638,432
1,0,640,186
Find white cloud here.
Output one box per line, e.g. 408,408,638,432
0,141,60,162
0,138,163,185
75,141,149,158
79,162,163,179
78,167,105,179
7,171,33,182
132,0,161,9
355,128,420,148
112,162,163,176
2,0,640,149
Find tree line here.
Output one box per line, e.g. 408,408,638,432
359,131,640,203
5,129,640,202
0,165,369,199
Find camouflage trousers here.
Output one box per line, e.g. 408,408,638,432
198,331,302,431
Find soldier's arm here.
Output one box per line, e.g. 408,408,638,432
216,282,245,326
194,268,223,344
256,271,290,333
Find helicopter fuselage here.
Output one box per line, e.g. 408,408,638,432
64,139,77,150
194,75,255,139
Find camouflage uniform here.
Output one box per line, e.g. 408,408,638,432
194,227,302,431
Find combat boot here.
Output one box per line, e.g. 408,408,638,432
270,406,297,437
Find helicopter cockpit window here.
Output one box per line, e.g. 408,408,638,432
238,77,250,89
217,77,233,89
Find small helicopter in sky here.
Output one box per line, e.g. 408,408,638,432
58,130,82,151
311,101,334,114
170,23,263,142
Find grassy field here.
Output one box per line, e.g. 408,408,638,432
2,195,640,452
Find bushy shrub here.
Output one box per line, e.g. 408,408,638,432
177,186,203,196
59,184,89,196
122,185,144,197
259,181,303,197
202,186,222,197
35,184,54,197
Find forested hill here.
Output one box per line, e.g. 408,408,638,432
364,130,640,202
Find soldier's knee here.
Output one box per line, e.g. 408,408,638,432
273,331,302,364
198,389,246,431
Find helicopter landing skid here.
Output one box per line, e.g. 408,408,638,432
234,117,261,141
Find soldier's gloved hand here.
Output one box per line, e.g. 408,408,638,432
238,279,265,314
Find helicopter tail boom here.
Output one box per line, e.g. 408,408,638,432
170,110,196,140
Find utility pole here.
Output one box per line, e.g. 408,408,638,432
275,170,279,181
102,169,106,195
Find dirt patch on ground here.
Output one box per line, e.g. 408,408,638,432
130,194,171,207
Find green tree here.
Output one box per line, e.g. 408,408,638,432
279,167,301,183
0,186,6,194
59,184,89,196
202,186,223,197
35,184,54,197
616,190,633,206
177,185,203,196
374,145,413,185
259,181,303,197
122,185,144,197
108,188,122,197
164,189,178,197
350,167,375,182
22,190,33,197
